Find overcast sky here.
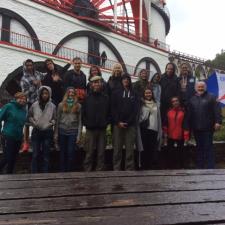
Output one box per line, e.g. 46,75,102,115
166,0,224,60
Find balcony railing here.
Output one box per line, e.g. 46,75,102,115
31,0,170,52
0,28,155,77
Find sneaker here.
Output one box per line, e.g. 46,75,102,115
21,142,30,153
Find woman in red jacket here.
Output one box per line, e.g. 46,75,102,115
163,96,189,169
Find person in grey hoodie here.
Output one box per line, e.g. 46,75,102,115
54,87,82,172
28,86,56,173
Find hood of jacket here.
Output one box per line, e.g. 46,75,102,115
38,86,52,102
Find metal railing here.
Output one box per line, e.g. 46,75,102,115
31,0,170,52
1,28,155,76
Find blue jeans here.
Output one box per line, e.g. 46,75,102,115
59,132,77,172
0,136,21,174
194,131,214,169
31,128,53,173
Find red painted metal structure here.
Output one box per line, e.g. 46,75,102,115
32,0,150,42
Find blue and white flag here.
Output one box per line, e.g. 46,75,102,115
206,72,225,107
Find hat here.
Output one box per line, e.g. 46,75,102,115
14,92,26,99
66,86,76,91
90,76,102,82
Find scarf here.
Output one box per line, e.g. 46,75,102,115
144,100,156,114
67,98,74,108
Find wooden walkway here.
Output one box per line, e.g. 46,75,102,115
1,170,225,224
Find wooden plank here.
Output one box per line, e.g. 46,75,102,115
0,189,225,214
1,177,225,200
0,202,225,225
2,169,225,181
0,174,225,191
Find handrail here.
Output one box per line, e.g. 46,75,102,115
0,28,155,77
31,0,170,52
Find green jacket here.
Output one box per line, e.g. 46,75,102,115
0,100,27,140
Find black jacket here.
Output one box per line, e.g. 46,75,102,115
160,73,180,119
64,70,87,90
82,91,109,129
188,92,222,131
42,63,70,106
107,76,123,96
178,74,196,107
111,88,139,126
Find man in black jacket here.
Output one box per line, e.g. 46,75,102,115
82,76,110,171
189,81,222,169
160,63,180,121
111,74,139,170
64,57,87,103
178,63,196,108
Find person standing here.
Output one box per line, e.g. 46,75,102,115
42,59,72,106
0,92,27,174
55,87,82,172
111,74,139,170
163,96,189,169
107,63,123,97
133,69,151,98
82,76,110,171
64,57,87,103
150,72,161,106
137,88,162,170
178,63,196,108
20,59,46,152
160,63,180,121
101,51,107,67
86,65,107,95
189,81,222,169
28,86,56,173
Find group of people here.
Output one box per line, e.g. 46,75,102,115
0,58,222,174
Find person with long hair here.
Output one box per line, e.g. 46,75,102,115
137,88,162,169
0,92,27,174
107,63,123,96
28,86,56,173
54,87,82,172
150,72,161,106
87,65,107,94
163,96,189,169
42,58,72,106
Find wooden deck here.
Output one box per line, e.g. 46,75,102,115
1,170,225,224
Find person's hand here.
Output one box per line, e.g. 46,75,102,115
163,136,167,146
214,123,221,131
52,74,61,82
118,122,128,129
70,60,74,65
33,80,41,86
76,138,80,145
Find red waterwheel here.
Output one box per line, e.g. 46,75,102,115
39,0,149,41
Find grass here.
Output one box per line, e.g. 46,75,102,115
214,118,225,142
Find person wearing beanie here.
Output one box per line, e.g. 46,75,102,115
54,87,82,172
111,73,139,170
0,92,27,174
82,76,110,171
28,86,56,173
